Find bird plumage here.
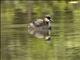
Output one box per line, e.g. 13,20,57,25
28,15,52,41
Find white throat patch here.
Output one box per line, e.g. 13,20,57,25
44,18,50,22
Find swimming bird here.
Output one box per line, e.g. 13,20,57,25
28,15,52,41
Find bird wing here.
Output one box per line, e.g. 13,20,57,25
33,19,43,26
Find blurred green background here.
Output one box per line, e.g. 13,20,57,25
1,0,80,60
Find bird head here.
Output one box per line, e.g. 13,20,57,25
45,15,51,20
45,15,54,22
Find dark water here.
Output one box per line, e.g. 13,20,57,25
1,1,80,60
